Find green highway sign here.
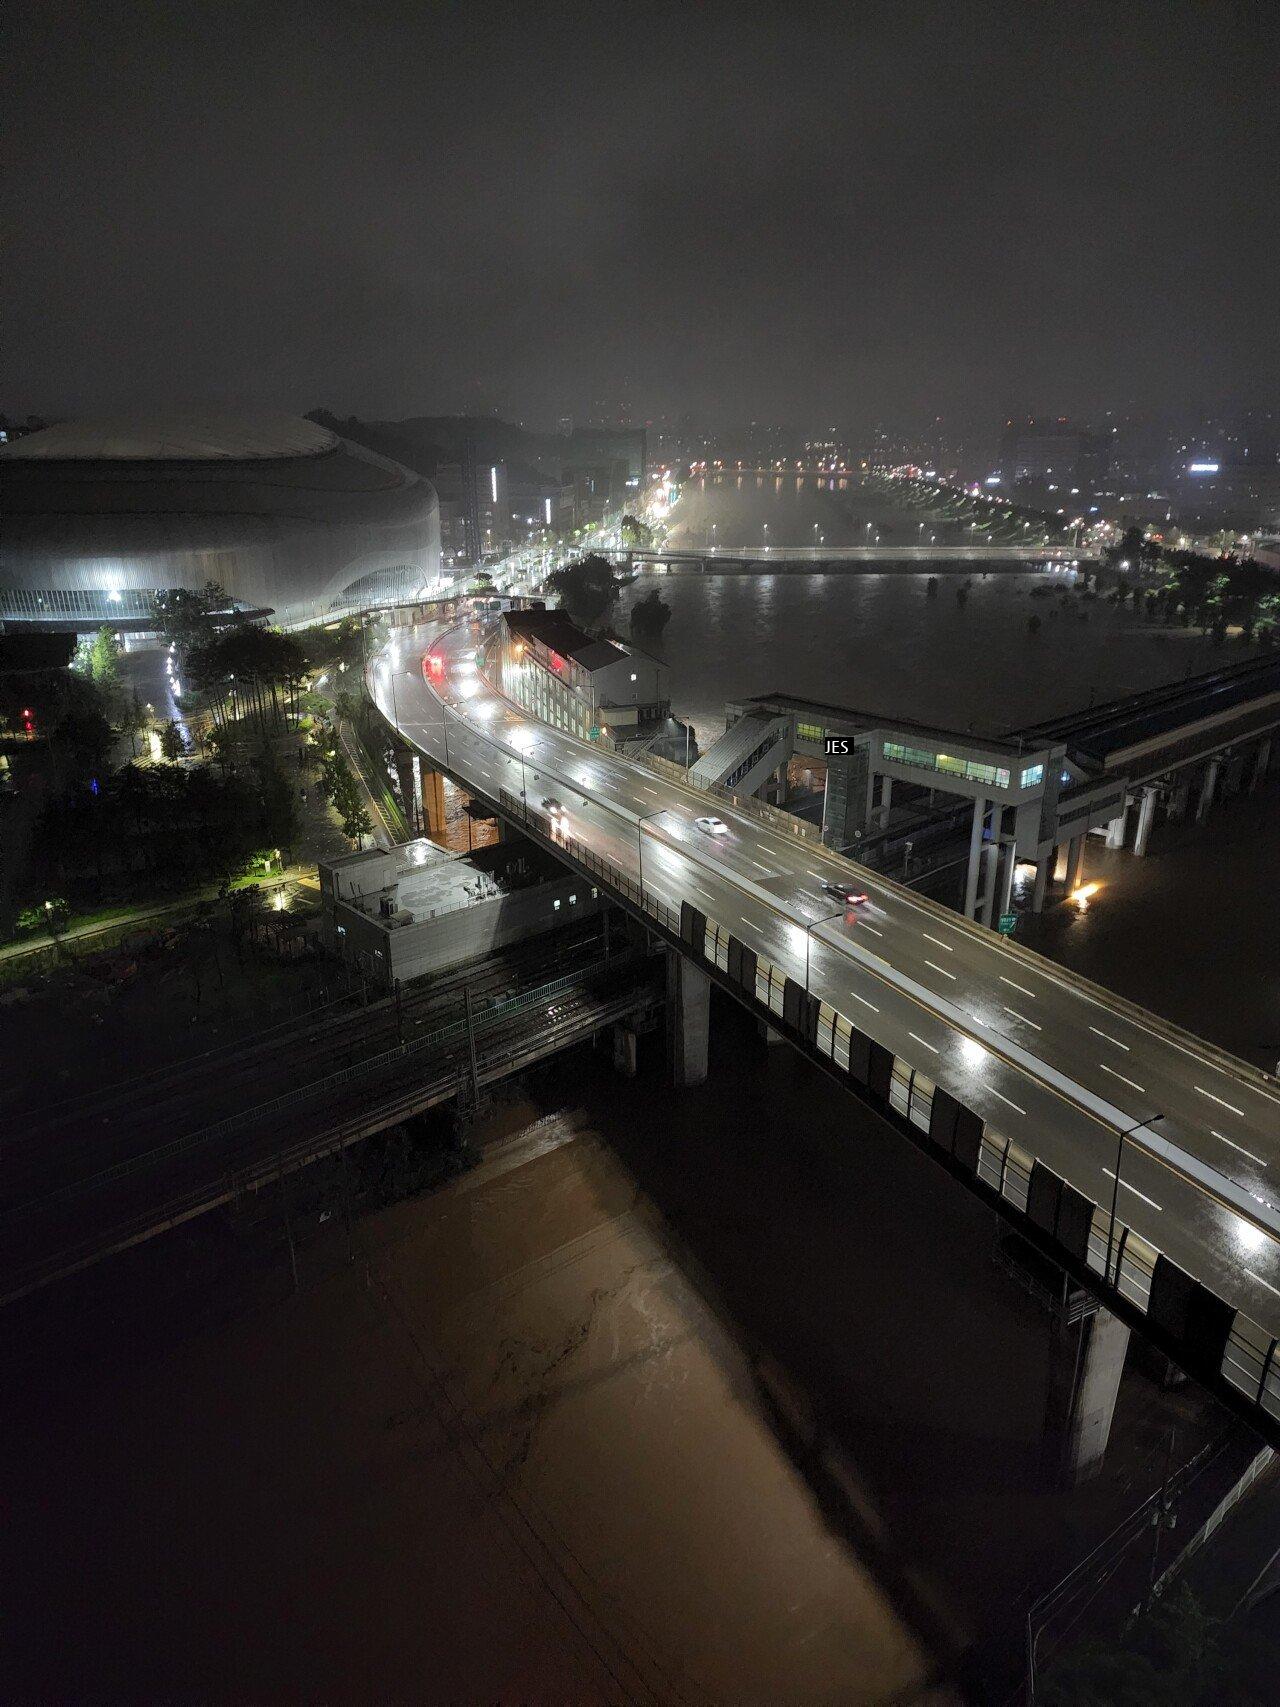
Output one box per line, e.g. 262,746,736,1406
997,913,1018,935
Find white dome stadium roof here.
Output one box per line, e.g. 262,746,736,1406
1,409,339,462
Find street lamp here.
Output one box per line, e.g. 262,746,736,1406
1105,1112,1164,1283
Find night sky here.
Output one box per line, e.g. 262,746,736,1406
5,0,1277,437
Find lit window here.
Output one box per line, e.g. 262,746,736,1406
1020,763,1045,789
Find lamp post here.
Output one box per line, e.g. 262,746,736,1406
1105,1112,1164,1284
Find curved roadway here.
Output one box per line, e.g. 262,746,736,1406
369,619,1280,1372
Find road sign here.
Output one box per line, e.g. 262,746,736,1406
998,912,1018,935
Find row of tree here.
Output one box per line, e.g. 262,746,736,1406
544,553,672,641
310,728,374,845
1105,528,1280,642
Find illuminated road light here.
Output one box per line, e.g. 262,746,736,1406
1069,881,1100,910
960,1037,988,1068
1233,1217,1269,1256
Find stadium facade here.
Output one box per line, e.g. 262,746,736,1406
0,410,442,630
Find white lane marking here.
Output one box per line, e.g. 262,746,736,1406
1003,1006,1042,1030
858,922,884,937
1099,1063,1147,1095
1090,1026,1130,1051
1213,1130,1267,1167
908,1032,940,1054
808,869,825,880
1245,1269,1280,1299
1195,1085,1246,1118
850,991,880,1013
987,1086,1027,1116
925,959,957,980
641,787,659,797
1104,1169,1163,1212
999,975,1037,999
740,917,754,929
922,933,953,952
751,860,771,872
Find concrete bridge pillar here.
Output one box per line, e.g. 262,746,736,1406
1063,835,1085,895
1031,853,1052,913
392,746,418,833
416,755,447,837
1133,785,1158,857
1044,1306,1130,1486
1250,738,1272,792
1104,798,1130,849
979,840,1001,928
878,773,893,828
964,795,988,918
611,1024,639,1078
666,950,710,1087
1196,755,1221,822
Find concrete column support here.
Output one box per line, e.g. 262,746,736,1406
758,1020,787,1045
998,839,1018,922
879,773,893,828
963,795,987,919
1044,1307,1131,1486
392,747,418,833
980,840,1000,928
1104,798,1130,849
611,1024,639,1078
1250,738,1272,792
666,949,710,1087
1063,835,1085,895
416,756,447,837
1031,853,1051,914
1133,785,1158,857
1196,756,1221,822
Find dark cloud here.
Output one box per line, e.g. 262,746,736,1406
4,0,1276,439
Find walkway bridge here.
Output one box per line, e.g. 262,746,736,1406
690,708,793,797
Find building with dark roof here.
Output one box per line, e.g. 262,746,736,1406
0,409,441,630
499,607,671,745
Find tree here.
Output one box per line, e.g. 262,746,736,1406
545,553,624,624
343,802,374,847
160,719,188,762
152,582,229,653
87,626,121,689
629,588,671,637
118,690,149,757
619,513,653,549
1042,1583,1261,1707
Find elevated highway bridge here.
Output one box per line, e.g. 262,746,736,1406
369,617,1280,1459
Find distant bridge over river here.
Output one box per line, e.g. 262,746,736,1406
606,543,1096,570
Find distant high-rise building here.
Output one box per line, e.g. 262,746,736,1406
998,417,1107,489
